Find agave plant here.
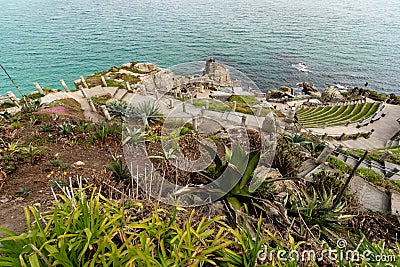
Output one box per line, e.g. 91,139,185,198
122,126,146,146
200,143,291,216
106,99,127,118
131,101,162,124
289,185,353,239
107,157,131,184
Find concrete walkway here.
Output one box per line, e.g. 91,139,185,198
40,87,271,131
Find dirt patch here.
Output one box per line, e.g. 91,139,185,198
0,112,122,234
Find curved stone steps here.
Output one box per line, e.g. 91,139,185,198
298,105,342,122
302,104,360,128
299,105,350,125
298,105,332,119
303,103,379,128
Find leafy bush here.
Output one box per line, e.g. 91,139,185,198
93,122,121,142
50,159,61,167
0,102,16,109
91,94,111,106
21,98,42,114
272,137,306,177
0,185,231,266
10,122,21,130
57,122,74,135
75,121,94,133
20,143,47,163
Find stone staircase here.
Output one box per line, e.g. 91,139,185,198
333,152,400,180
386,139,400,147
386,130,400,148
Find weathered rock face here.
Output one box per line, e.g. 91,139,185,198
388,93,399,105
266,90,294,99
299,82,318,95
172,76,191,88
321,86,343,102
142,69,175,92
280,86,294,95
203,57,233,87
133,62,159,73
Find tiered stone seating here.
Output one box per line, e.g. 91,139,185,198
297,102,380,128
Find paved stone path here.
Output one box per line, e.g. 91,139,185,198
334,152,400,180
41,87,270,129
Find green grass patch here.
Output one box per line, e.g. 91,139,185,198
193,99,231,113
106,79,126,89
228,95,260,106
91,94,112,106
0,102,17,109
327,156,352,172
356,167,384,184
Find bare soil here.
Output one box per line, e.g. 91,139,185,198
0,113,122,234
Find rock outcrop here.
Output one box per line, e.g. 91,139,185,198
133,62,159,73
142,69,175,93
321,86,343,102
202,57,240,87
266,90,294,99
298,82,321,97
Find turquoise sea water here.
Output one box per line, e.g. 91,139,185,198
0,0,399,95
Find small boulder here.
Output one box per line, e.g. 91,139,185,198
73,161,85,167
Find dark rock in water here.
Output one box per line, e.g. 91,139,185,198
267,89,294,99
298,82,317,95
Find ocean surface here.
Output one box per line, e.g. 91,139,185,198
0,0,399,96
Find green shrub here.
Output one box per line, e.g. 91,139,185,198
10,122,21,130
91,94,111,106
106,99,127,118
0,102,16,109
76,121,94,133
0,186,231,266
107,157,130,183
40,122,54,132
50,159,61,167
